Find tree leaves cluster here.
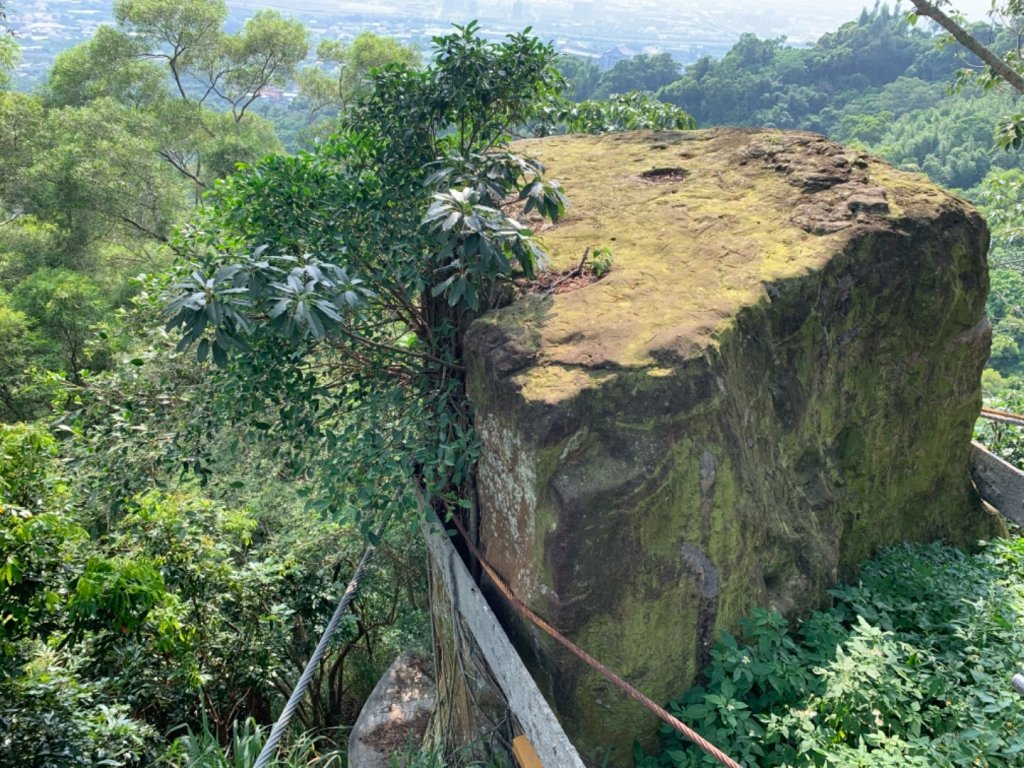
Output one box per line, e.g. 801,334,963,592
0,8,446,763
643,540,1024,767
1,415,427,766
164,23,569,534
0,0,312,419
654,6,961,130
545,91,697,134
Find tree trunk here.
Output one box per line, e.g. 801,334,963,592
909,0,1024,94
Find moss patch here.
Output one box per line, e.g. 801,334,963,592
464,129,1004,765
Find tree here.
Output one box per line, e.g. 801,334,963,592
906,1,1024,148
49,1,308,197
45,26,167,109
164,24,567,533
558,54,601,101
907,1,1024,93
0,92,44,222
113,0,307,119
0,296,39,420
113,0,229,101
12,99,186,258
594,51,681,98
294,32,422,145
11,269,112,381
901,4,1024,381
201,9,309,121
0,0,15,90
543,91,696,134
0,31,15,91
655,8,940,131
321,31,421,105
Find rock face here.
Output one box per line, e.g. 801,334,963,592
348,652,435,768
464,129,1004,764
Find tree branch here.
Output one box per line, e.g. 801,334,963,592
157,148,206,188
332,325,464,372
167,48,190,101
118,214,169,243
909,0,1024,94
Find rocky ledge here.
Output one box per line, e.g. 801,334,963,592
464,128,1004,764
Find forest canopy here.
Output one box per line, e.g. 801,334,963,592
3,3,1024,767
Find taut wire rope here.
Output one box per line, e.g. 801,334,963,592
252,512,388,768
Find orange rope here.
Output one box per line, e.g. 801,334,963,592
980,406,1024,427
419,406,1018,767
443,511,744,768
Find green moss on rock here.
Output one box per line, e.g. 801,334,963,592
464,129,1005,765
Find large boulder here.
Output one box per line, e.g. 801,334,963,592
464,129,1004,764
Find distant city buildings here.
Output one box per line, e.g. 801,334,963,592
597,44,635,70
7,0,766,87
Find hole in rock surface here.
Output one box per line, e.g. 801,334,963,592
639,166,688,182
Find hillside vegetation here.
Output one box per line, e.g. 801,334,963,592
1,2,1024,766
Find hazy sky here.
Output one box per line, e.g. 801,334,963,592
726,0,996,26
831,0,994,19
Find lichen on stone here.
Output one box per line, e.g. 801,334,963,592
464,128,1004,765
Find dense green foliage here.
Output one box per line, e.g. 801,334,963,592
163,22,568,541
543,91,696,134
3,14,576,767
289,31,423,148
643,539,1024,767
1,409,427,765
656,9,959,129
5,3,1024,766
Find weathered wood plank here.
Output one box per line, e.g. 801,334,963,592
971,440,1024,527
423,516,586,768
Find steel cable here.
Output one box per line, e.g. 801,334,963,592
252,539,378,768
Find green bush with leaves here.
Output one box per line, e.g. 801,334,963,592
642,539,1024,768
163,23,568,538
1,421,160,767
0,653,160,768
543,91,696,135
2,391,428,758
10,268,113,382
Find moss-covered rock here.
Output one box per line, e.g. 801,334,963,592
463,129,1005,765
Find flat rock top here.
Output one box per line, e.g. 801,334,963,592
475,129,958,404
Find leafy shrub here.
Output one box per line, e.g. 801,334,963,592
544,91,696,134
642,539,1024,767
161,716,343,768
591,247,614,278
0,421,66,512
0,649,159,768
